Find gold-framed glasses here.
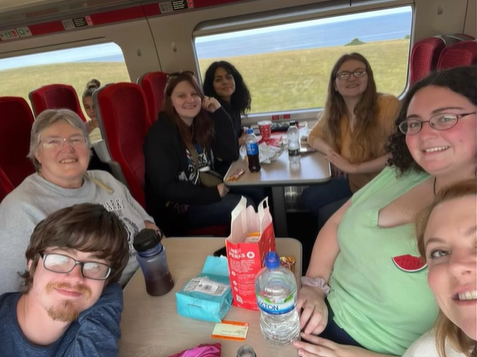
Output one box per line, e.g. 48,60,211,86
336,69,367,80
398,112,476,135
41,252,111,280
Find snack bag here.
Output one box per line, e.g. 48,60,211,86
226,197,275,310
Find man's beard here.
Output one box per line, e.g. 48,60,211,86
45,282,92,322
47,300,80,322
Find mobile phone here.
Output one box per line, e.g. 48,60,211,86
213,246,227,257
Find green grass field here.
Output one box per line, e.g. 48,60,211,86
0,39,409,115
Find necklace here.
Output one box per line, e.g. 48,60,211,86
433,177,437,196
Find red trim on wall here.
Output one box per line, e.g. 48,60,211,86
90,5,145,25
0,0,251,41
142,3,161,17
193,0,247,8
26,21,65,37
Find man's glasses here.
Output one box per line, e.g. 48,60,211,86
40,135,88,150
336,69,367,81
398,112,476,135
167,70,195,80
40,253,111,280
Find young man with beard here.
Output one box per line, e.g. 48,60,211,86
0,203,130,356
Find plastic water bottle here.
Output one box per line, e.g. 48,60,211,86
245,128,261,172
255,251,300,346
133,229,174,296
287,121,301,165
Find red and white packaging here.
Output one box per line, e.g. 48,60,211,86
226,197,275,310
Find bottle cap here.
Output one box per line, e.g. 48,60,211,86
289,120,297,127
247,128,253,134
133,228,161,252
236,344,256,357
264,251,280,269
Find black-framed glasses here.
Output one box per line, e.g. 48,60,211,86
40,135,88,150
40,253,111,280
336,69,367,80
398,112,476,135
167,70,195,80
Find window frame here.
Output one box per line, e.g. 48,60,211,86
193,0,414,121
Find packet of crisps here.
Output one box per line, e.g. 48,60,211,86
280,256,295,273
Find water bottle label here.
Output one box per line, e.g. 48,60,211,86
256,291,297,315
246,142,259,156
184,277,229,296
288,148,300,157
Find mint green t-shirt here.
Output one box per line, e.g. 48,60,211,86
328,167,439,355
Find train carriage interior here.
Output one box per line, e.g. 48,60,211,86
0,0,476,270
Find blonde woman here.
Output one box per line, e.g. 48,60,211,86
404,179,476,357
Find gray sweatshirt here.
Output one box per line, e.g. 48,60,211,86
0,171,154,294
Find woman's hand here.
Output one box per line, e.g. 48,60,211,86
238,130,247,147
202,96,221,113
325,151,358,174
86,119,99,134
294,334,396,357
216,183,229,198
144,221,167,239
296,285,328,335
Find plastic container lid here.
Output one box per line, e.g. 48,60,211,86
133,228,161,252
247,128,254,134
264,251,280,269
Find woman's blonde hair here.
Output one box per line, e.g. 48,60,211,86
415,179,477,357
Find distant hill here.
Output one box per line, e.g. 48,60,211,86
345,38,366,46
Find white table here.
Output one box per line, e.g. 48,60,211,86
119,237,302,357
225,146,330,237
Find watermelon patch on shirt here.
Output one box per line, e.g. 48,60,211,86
392,254,427,272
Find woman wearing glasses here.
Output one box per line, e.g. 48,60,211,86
0,109,160,295
144,71,249,236
293,66,476,357
302,52,400,231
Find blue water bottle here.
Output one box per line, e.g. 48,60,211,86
133,228,174,296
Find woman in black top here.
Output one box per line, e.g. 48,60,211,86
203,61,252,149
144,71,251,236
204,61,266,204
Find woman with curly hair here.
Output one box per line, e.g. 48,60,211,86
302,53,400,229
293,65,476,357
203,61,251,148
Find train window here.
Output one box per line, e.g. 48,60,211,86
194,6,412,114
0,42,129,111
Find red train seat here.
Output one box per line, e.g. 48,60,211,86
437,40,477,70
0,96,35,187
29,84,86,122
93,82,151,208
138,71,168,124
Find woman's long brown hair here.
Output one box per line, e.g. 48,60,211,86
162,72,214,150
320,53,380,162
